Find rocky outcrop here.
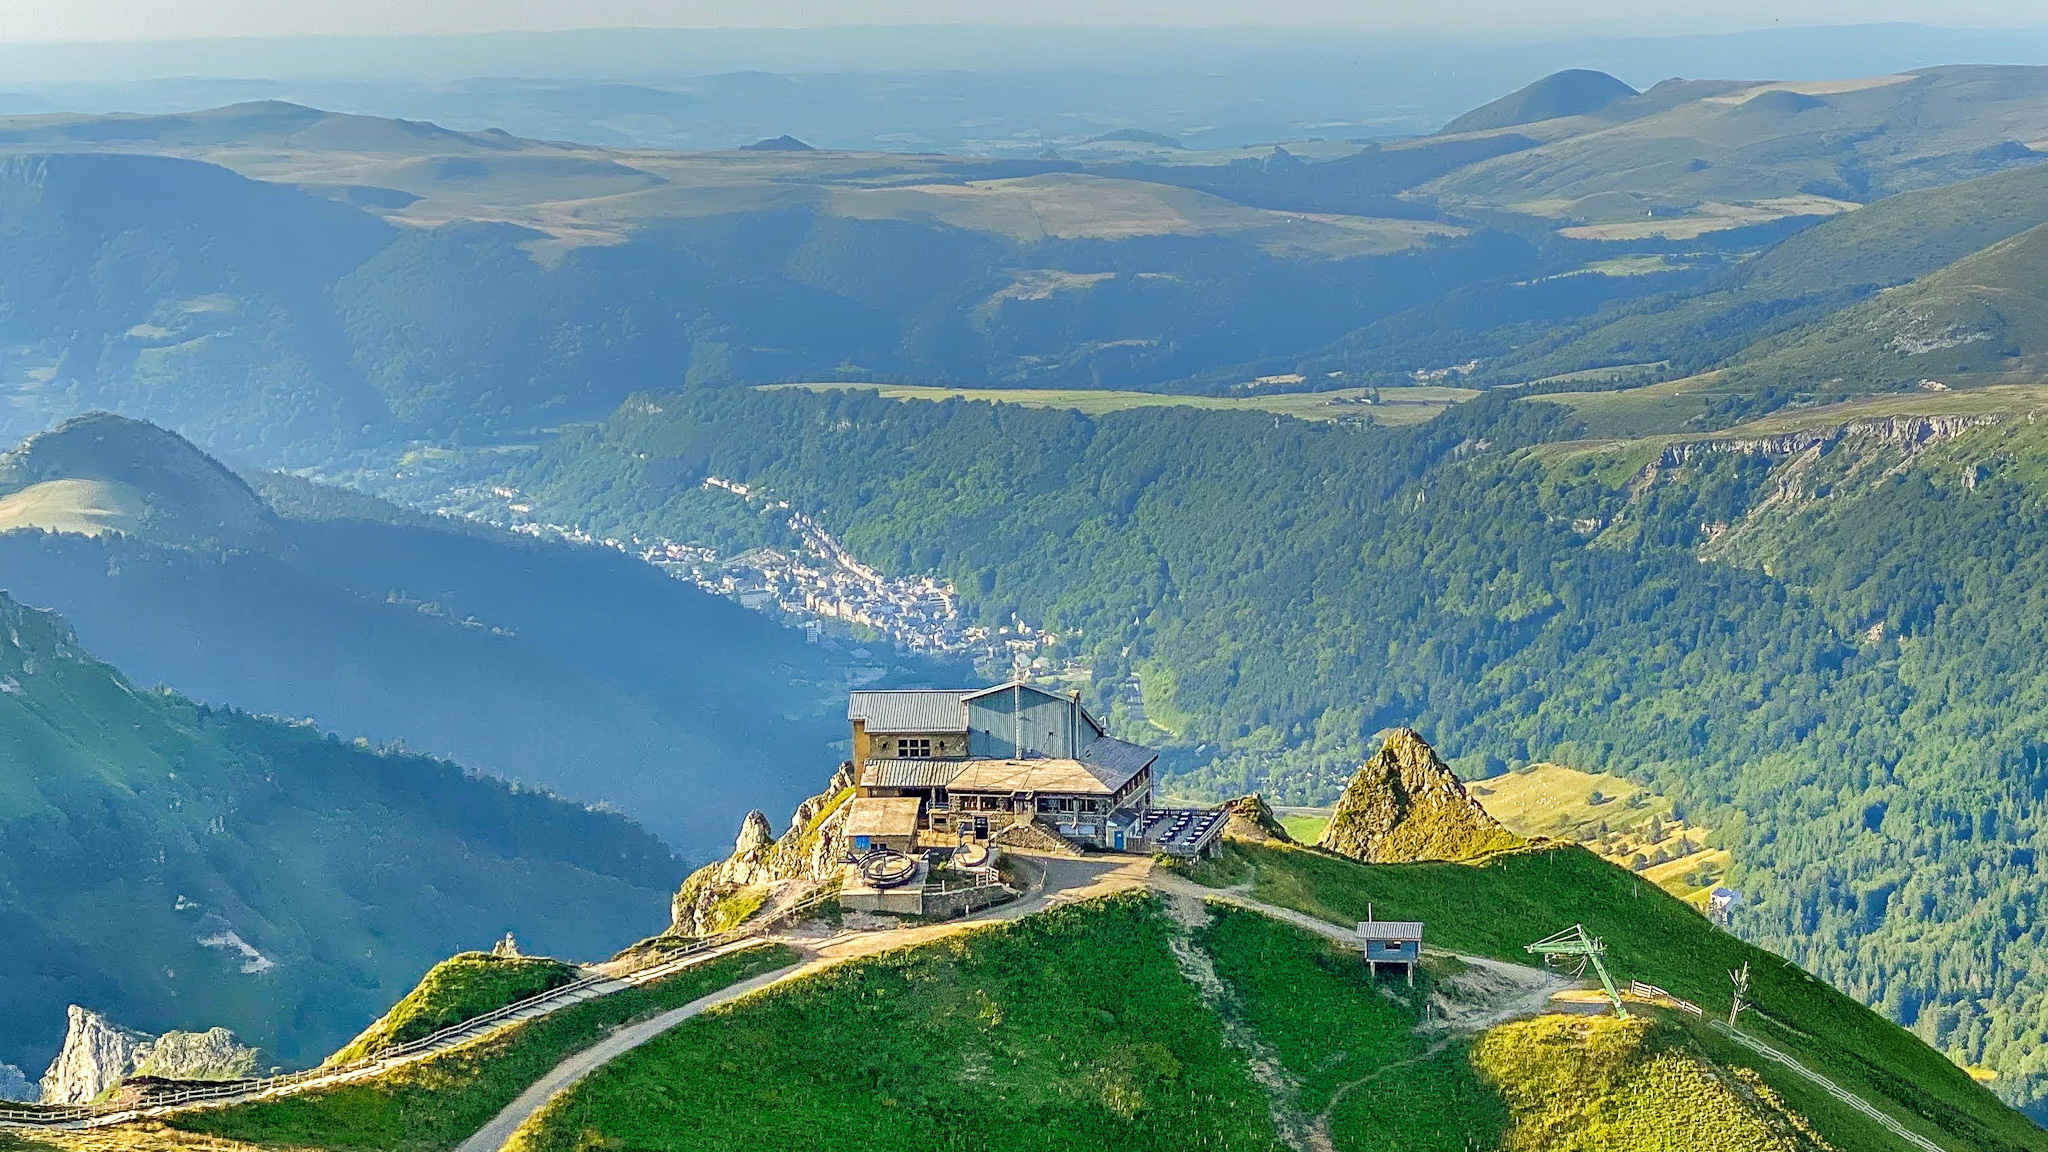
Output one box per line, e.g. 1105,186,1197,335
1316,730,1526,863
39,1006,150,1104
1221,793,1294,844
130,1027,260,1082
1653,414,1999,470
38,1006,260,1104
0,1062,34,1102
670,762,857,935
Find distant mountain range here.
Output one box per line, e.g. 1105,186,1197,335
0,65,2041,467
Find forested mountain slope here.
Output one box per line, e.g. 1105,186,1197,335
0,414,870,855
504,381,2048,1117
0,591,677,1083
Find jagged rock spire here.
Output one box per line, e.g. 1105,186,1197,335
1316,729,1525,863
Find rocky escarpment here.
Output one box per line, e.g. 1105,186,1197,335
37,1005,260,1104
1316,729,1526,863
0,1062,34,1102
1652,413,2000,470
1220,793,1294,844
670,762,856,935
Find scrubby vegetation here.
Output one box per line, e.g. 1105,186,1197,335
322,953,578,1067
168,945,797,1152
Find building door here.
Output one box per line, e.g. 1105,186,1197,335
974,816,989,839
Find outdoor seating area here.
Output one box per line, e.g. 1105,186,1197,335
1130,808,1226,857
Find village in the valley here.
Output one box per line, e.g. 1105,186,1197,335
443,475,1062,673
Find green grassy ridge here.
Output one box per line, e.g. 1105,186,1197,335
168,944,797,1152
500,893,1897,1152
1220,841,2043,1152
505,894,1287,1152
322,953,577,1068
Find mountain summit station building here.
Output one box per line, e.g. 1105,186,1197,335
845,682,1222,857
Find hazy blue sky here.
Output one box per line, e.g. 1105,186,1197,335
4,0,2048,42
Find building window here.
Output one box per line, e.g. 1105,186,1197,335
897,737,932,758
1080,799,1100,813
1057,798,1075,812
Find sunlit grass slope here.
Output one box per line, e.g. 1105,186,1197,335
164,945,795,1152
1224,841,2041,1152
505,895,1285,1152
321,952,578,1068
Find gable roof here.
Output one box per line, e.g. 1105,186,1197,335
962,681,1068,705
962,681,1108,738
848,689,970,733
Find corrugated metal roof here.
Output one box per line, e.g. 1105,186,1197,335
860,759,964,789
1356,921,1426,940
1077,735,1157,790
848,690,970,732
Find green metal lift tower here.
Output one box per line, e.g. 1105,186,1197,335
1527,923,1628,1018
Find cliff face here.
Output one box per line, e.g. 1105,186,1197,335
38,1006,260,1104
39,1006,149,1104
670,762,856,935
1316,729,1525,863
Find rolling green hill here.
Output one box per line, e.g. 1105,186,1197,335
0,590,680,1082
320,952,577,1068
1729,221,2048,388
1485,159,2048,389
0,74,2039,465
1439,69,1640,135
